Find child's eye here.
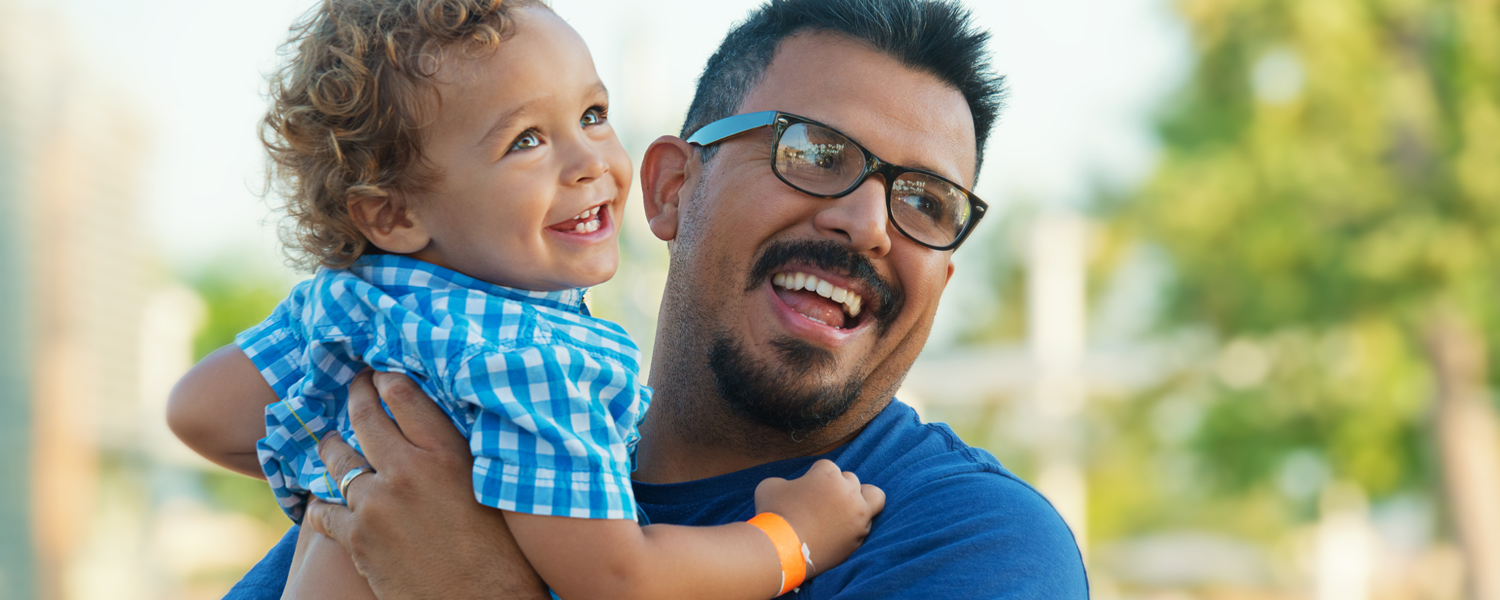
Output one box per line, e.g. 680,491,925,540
581,106,607,127
510,130,541,151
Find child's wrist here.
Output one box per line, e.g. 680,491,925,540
747,512,813,597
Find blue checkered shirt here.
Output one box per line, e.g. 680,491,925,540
236,255,650,523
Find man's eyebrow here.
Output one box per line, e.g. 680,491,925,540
898,157,966,186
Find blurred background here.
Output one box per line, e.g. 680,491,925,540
0,0,1496,598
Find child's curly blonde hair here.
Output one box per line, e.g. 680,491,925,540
262,0,546,270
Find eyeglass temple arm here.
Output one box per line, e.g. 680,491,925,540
684,111,781,146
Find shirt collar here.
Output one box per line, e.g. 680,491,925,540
350,254,587,314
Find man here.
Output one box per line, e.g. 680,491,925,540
229,0,1089,597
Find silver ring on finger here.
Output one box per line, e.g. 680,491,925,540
338,465,376,501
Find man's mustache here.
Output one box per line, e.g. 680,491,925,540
745,239,902,332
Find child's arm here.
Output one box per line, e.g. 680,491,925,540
503,459,886,600
166,344,278,478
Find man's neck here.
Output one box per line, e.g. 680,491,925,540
630,385,886,484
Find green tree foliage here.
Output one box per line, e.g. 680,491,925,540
185,266,295,362
1112,0,1500,510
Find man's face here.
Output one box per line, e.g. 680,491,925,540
663,32,975,437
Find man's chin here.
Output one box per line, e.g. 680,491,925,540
707,332,863,437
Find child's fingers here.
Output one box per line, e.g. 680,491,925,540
371,371,468,455
755,476,788,496
807,459,841,477
860,483,886,515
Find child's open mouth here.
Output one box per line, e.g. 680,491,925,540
549,204,606,234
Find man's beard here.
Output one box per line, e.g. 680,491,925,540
708,332,864,438
702,238,903,437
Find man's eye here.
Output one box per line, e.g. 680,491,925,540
895,182,945,222
511,131,541,151
906,195,940,219
581,107,607,127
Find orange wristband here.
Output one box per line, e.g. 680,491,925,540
747,512,808,596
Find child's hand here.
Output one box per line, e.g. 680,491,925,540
753,460,885,577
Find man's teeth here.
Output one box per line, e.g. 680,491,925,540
571,206,602,233
772,272,863,317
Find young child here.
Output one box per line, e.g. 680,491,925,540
166,0,884,598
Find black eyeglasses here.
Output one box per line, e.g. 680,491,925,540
686,111,988,251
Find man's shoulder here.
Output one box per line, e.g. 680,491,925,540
816,401,1089,599
839,400,1014,491
844,401,1076,540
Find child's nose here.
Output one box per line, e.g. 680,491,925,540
563,137,610,185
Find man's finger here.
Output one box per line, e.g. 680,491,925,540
317,429,375,497
304,497,354,549
345,370,413,468
372,371,467,454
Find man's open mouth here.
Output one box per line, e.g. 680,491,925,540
771,271,865,329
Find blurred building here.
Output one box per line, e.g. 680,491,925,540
0,3,151,598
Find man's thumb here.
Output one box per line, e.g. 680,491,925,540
303,498,354,550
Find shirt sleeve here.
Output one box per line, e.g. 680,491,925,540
234,279,312,399
222,526,297,600
448,343,642,521
816,468,1090,599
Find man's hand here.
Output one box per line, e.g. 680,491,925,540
304,370,548,600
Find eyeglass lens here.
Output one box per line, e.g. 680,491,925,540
775,122,972,248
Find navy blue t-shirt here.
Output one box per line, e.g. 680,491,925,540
226,401,1089,599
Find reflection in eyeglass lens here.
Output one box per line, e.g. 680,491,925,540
778,124,861,193
775,120,973,248
892,173,966,246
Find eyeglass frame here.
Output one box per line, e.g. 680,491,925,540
684,110,988,251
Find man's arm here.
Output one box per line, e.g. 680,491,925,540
304,370,549,600
167,344,278,478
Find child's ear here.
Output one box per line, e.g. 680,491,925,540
347,192,430,254
640,135,695,243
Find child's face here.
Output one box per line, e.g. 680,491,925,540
406,7,631,291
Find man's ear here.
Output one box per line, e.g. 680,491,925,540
347,192,430,254
640,135,695,243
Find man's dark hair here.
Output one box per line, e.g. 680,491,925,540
681,0,1006,176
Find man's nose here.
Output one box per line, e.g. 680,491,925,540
811,177,892,258
561,133,610,185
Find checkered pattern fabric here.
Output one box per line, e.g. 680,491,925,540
237,255,650,523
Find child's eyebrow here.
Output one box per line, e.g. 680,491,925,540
476,102,540,149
